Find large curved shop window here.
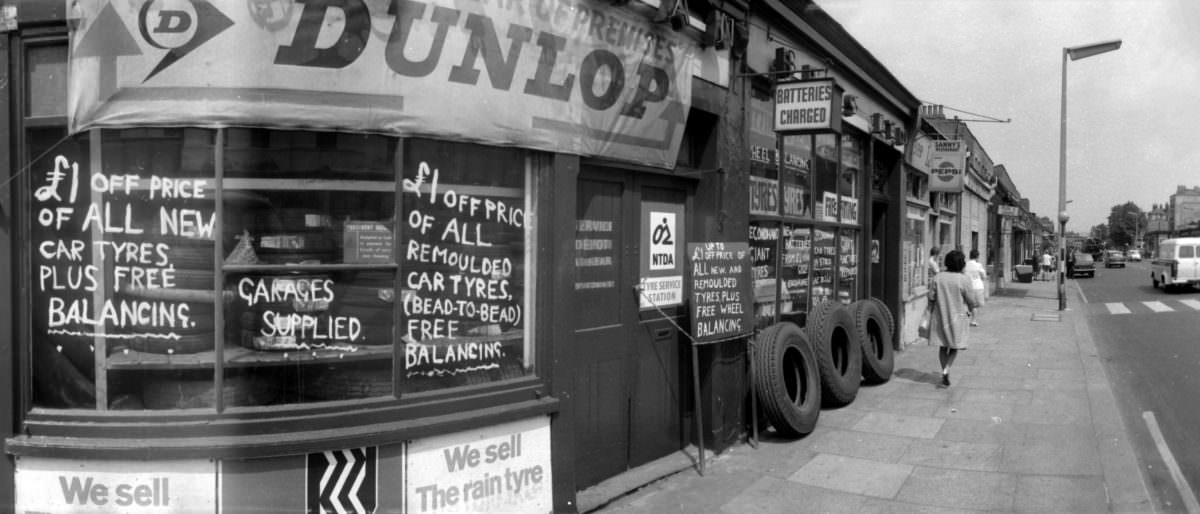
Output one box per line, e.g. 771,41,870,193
30,129,536,410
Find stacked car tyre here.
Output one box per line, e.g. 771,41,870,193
752,322,821,438
806,301,862,407
847,298,895,384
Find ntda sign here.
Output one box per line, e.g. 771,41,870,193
928,139,966,192
68,0,697,169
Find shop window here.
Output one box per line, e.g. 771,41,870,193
839,133,862,224
28,130,536,410
781,135,812,219
779,225,810,326
813,134,838,222
748,90,779,216
749,221,779,329
903,208,928,296
838,229,859,304
811,228,835,304
26,44,68,119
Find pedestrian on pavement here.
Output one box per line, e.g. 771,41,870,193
927,246,941,281
928,249,979,386
1040,250,1053,281
964,249,987,326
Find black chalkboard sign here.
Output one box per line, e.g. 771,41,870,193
688,242,753,344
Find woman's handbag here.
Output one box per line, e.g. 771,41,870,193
917,306,932,339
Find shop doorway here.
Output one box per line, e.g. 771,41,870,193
570,168,690,489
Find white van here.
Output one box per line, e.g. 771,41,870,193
1151,237,1200,292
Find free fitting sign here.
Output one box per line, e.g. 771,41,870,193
773,79,843,134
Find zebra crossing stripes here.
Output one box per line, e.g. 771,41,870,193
1101,300,1200,315
1145,301,1174,313
1106,303,1131,315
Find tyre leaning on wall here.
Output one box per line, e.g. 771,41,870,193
848,298,895,384
752,322,821,438
806,301,862,407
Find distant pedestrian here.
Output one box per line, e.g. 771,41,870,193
928,250,979,386
1040,250,1053,281
964,249,987,326
927,246,941,281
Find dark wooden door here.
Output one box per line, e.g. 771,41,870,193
572,171,690,488
572,173,634,488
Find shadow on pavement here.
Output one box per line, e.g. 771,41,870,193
893,367,941,386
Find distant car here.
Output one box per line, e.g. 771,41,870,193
1104,250,1126,268
1127,249,1142,262
1068,252,1095,278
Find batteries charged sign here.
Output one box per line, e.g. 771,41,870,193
774,79,843,134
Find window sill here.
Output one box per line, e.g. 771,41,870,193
6,397,558,460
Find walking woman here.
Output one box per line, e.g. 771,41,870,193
963,249,987,327
928,250,979,386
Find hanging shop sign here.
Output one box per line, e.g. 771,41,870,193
67,0,696,169
639,202,685,309
928,140,966,192
773,78,843,134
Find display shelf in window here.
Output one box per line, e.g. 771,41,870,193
104,344,392,371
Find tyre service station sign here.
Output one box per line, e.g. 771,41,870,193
67,0,697,169
773,78,843,134
688,242,752,342
928,140,967,192
640,202,685,309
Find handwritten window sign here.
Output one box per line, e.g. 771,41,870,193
689,243,752,343
400,140,529,388
774,78,843,134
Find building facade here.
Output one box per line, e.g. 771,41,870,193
0,0,922,511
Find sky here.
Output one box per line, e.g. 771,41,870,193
814,0,1200,232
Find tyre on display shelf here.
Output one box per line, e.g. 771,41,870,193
751,322,821,438
806,301,862,407
849,298,895,384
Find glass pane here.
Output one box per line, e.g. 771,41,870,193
840,134,862,224
904,208,928,296
814,134,838,222
781,135,811,219
30,129,94,408
749,221,778,329
223,129,396,405
400,139,532,393
27,45,68,118
812,228,836,305
839,229,859,304
748,90,779,216
1182,246,1195,258
779,225,810,326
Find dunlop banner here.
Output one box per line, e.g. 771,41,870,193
67,0,696,169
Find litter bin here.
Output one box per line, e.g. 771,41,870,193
1014,264,1033,283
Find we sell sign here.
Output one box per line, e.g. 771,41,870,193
928,140,966,192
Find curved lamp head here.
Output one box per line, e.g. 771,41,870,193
1066,39,1122,61
1058,211,1071,225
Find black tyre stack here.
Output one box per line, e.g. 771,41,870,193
806,301,862,407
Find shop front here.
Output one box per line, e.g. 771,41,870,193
1,0,712,511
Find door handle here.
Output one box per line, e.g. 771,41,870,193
653,327,673,341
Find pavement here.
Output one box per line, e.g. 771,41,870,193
580,277,1160,513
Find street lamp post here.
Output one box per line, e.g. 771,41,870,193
1058,39,1122,311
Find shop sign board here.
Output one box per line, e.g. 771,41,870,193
407,416,552,513
688,242,752,342
639,202,685,309
998,205,1020,217
908,136,933,173
928,140,966,192
773,78,843,134
67,0,697,169
15,457,215,512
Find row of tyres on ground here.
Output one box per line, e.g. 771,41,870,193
753,298,895,437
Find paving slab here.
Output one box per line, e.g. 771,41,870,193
788,454,914,498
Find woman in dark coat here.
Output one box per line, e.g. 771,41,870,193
928,250,979,386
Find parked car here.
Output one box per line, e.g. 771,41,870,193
1127,249,1142,262
1151,237,1200,292
1068,252,1095,278
1104,250,1126,268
